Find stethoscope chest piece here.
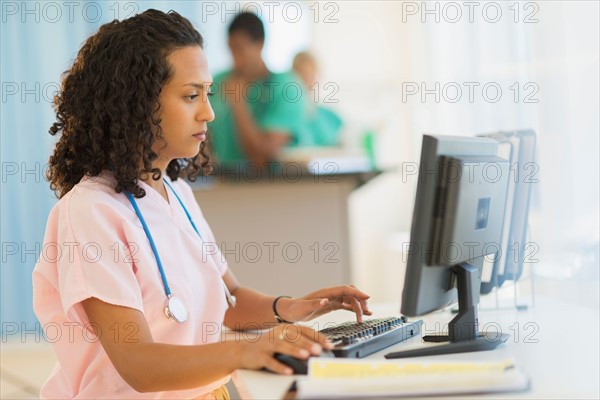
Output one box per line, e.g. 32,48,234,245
165,295,188,323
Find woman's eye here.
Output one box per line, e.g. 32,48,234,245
186,94,199,101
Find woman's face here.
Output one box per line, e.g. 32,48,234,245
153,46,215,162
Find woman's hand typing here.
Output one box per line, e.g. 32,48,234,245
276,285,373,324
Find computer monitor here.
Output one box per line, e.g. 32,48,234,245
477,130,537,296
387,134,511,358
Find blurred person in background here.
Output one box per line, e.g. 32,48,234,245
209,12,308,166
293,51,343,147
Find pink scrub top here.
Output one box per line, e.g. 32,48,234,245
32,171,231,399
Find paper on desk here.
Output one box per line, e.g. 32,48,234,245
309,357,515,378
294,358,530,399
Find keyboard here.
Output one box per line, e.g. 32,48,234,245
318,316,423,358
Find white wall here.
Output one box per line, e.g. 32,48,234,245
308,1,599,303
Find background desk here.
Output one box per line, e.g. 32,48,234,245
232,297,600,399
190,165,377,297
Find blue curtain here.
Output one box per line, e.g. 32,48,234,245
1,2,94,337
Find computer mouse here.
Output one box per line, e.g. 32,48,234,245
273,350,335,375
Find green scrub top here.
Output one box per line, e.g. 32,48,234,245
208,70,308,163
301,104,343,147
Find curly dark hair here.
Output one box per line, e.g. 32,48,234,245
47,9,211,199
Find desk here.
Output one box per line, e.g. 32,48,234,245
231,298,600,399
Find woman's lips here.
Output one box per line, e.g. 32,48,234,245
192,132,206,141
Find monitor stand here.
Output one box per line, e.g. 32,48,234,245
386,262,510,359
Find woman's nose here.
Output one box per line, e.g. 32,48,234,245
197,98,215,123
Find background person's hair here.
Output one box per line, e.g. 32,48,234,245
228,12,265,42
47,9,211,199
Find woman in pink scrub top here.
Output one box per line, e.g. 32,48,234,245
32,9,372,399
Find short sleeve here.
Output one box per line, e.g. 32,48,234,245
260,72,308,146
58,188,144,326
169,177,229,276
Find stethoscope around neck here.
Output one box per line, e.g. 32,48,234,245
125,178,236,323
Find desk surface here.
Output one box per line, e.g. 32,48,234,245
232,297,600,399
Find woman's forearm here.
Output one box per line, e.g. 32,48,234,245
117,341,239,393
224,286,291,330
229,100,271,164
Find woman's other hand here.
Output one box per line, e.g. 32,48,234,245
236,324,332,375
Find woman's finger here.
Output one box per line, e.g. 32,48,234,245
276,330,323,356
359,298,373,315
297,325,334,350
349,285,370,312
333,285,370,300
310,286,369,302
275,339,312,359
347,297,364,323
